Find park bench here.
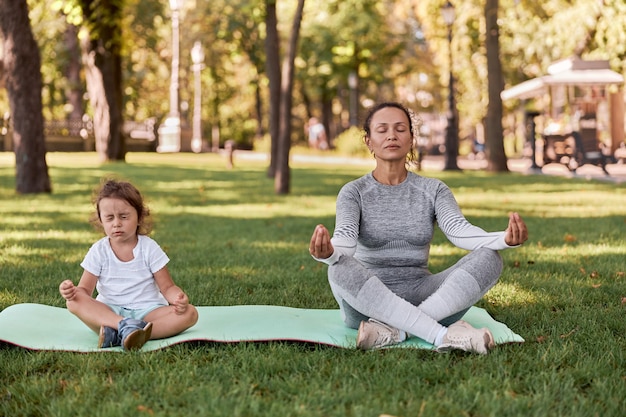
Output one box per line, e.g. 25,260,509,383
0,116,158,152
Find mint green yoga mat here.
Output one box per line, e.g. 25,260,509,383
0,303,523,352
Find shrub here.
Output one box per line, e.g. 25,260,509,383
333,126,370,158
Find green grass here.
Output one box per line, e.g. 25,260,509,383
1,151,625,417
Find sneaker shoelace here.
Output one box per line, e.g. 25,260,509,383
371,323,398,347
373,332,395,348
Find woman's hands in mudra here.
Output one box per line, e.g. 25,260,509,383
309,224,334,259
309,213,528,258
505,212,529,246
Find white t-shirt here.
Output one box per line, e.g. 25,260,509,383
80,235,169,309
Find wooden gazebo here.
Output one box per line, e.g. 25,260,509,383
502,57,624,171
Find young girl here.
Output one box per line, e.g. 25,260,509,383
59,179,198,350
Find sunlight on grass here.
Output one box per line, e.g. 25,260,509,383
0,243,32,259
1,230,94,242
0,152,15,166
221,202,329,218
159,201,337,218
125,152,227,167
0,290,20,306
458,191,626,218
209,265,265,280
0,215,52,228
532,243,626,259
249,240,303,251
485,282,539,307
149,179,236,192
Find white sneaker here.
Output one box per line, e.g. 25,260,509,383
356,319,405,350
437,320,495,355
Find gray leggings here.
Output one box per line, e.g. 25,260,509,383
327,248,503,344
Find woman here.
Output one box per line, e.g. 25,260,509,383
309,102,528,354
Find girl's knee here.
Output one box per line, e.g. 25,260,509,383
65,299,77,314
187,305,199,327
174,305,198,328
66,298,86,316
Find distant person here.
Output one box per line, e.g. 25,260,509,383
309,102,528,354
59,179,198,350
307,117,329,150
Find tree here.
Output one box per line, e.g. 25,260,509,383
274,0,305,194
484,0,507,172
264,0,280,178
0,0,51,194
298,0,414,140
62,23,84,126
220,0,267,140
263,0,305,193
119,0,168,122
79,0,125,162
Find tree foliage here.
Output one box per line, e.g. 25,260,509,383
1,0,625,181
415,0,625,142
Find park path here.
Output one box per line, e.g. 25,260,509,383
232,150,626,184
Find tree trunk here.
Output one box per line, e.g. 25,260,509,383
254,75,264,140
484,0,508,172
264,0,281,178
80,0,125,162
274,0,305,195
0,0,51,194
64,23,84,131
321,91,333,146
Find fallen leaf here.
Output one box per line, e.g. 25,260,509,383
564,234,577,242
513,260,520,268
590,271,599,279
591,283,602,288
137,405,154,415
536,335,547,343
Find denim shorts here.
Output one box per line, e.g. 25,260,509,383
106,304,164,320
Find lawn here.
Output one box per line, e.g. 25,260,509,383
1,151,625,417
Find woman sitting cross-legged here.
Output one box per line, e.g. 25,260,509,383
309,102,528,354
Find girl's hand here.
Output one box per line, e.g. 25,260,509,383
309,224,334,259
505,212,529,246
59,280,77,301
172,292,189,315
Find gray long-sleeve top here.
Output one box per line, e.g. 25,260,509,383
318,172,514,268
